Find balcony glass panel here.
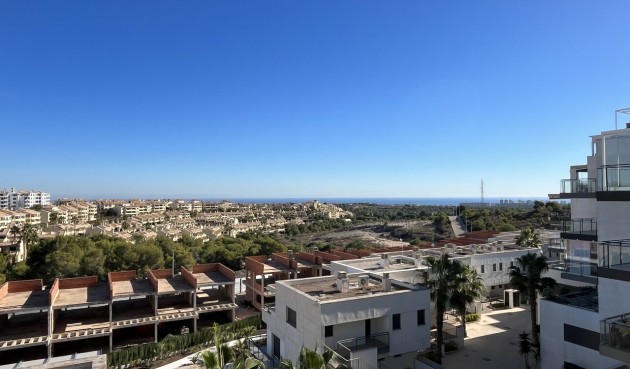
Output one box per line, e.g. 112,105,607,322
561,179,597,194
561,219,597,236
599,240,630,269
549,289,598,311
601,313,630,352
598,165,630,191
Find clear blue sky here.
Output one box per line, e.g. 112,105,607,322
2,1,630,199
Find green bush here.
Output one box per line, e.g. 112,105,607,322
465,313,480,322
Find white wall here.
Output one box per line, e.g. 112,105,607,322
571,198,597,219
540,300,621,369
598,277,630,321
470,249,540,288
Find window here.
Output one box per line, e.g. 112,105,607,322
499,263,503,271
325,325,333,337
286,307,297,328
481,265,485,273
393,313,401,330
510,261,514,268
417,310,425,326
491,285,495,290
493,263,497,272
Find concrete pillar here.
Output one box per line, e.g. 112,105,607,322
260,273,265,309
154,323,158,343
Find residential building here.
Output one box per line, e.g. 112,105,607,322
0,263,236,364
541,124,630,369
0,188,50,210
262,272,430,368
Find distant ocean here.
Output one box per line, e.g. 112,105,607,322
196,197,548,206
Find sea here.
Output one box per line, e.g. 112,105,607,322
196,197,549,206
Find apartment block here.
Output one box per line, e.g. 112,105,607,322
262,272,430,368
0,189,50,210
0,263,236,364
541,124,630,369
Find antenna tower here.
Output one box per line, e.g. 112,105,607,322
481,179,484,206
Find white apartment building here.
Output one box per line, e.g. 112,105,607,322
540,124,630,369
0,188,50,210
262,272,430,369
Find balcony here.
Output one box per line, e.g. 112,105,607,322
558,179,597,198
600,313,630,362
561,219,597,241
597,240,630,282
337,332,389,359
548,289,598,312
598,165,630,192
550,260,598,284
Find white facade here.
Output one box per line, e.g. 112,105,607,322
262,273,430,368
540,125,630,369
0,188,50,210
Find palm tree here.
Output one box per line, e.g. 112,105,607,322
509,253,556,347
21,223,38,261
418,253,465,364
9,225,21,242
515,228,542,248
200,323,233,369
450,265,484,337
233,354,266,369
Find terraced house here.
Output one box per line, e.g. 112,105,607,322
0,263,236,365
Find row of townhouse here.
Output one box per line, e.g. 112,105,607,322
540,124,630,369
0,189,50,210
0,209,41,229
0,263,237,364
258,232,549,369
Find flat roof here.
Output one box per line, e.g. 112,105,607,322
54,284,110,307
111,279,155,297
0,290,49,312
286,275,416,302
338,257,419,272
194,271,233,286
156,276,194,293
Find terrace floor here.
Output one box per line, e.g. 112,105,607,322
54,306,110,334
54,284,110,307
0,290,49,312
0,312,48,341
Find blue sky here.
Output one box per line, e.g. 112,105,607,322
2,1,630,199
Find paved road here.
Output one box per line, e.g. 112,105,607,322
449,216,466,237
442,307,531,369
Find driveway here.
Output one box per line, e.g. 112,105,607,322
442,307,532,369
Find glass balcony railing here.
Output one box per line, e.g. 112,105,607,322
598,165,630,191
549,289,598,312
550,260,598,278
561,179,597,194
561,219,597,237
601,314,630,352
337,332,390,358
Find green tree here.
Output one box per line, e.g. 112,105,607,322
516,228,542,248
9,225,21,242
509,253,556,347
200,324,233,369
450,265,485,337
518,331,534,369
21,223,39,261
418,253,465,364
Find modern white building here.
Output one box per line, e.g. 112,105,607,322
541,123,630,369
0,188,50,210
262,272,430,369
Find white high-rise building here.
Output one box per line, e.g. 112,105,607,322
0,188,50,210
541,123,630,369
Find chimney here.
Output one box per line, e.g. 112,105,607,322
382,272,391,292
380,253,389,268
336,271,349,293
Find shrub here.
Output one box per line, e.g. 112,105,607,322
465,313,480,322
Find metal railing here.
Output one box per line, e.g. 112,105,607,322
325,345,379,369
430,326,458,342
336,332,389,358
245,337,281,369
561,179,597,194
561,219,597,236
601,313,630,351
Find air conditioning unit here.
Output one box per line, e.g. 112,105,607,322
358,275,370,288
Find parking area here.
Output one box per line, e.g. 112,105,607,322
443,306,531,369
